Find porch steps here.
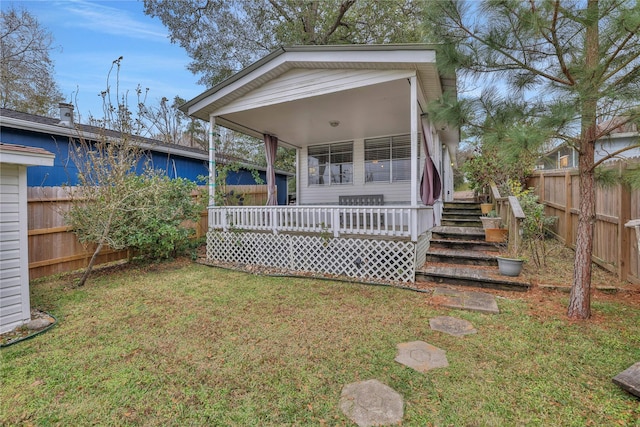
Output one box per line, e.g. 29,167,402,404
425,248,497,267
417,201,531,292
416,265,530,292
441,201,483,227
440,217,482,227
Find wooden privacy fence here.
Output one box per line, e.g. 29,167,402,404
219,184,269,206
528,159,640,284
27,185,231,280
27,184,269,279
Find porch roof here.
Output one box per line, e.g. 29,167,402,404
180,44,458,150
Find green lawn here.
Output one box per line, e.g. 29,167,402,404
2,261,639,426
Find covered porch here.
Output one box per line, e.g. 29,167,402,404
181,44,458,283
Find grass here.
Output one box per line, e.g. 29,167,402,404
2,259,640,426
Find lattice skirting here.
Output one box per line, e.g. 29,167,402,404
207,230,416,283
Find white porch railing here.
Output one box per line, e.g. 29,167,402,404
208,205,434,241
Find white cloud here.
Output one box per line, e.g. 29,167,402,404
57,0,168,42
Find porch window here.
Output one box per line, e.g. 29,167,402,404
364,134,411,183
308,142,353,185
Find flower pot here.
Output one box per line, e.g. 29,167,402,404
497,256,524,277
480,217,502,230
480,203,493,214
485,228,508,242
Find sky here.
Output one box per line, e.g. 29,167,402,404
2,0,205,120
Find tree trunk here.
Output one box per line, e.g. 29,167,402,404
76,212,113,287
568,0,599,320
77,241,105,287
568,141,595,319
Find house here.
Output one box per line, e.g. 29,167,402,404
537,118,640,170
0,106,292,204
180,44,459,283
0,143,54,334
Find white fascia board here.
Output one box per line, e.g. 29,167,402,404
1,116,78,140
2,116,208,161
186,55,291,117
0,150,55,166
282,49,436,65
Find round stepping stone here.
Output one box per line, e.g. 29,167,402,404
339,379,404,427
395,341,448,373
429,316,477,337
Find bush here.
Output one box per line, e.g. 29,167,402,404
117,173,206,259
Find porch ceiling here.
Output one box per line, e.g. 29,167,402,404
182,45,459,149
216,78,410,148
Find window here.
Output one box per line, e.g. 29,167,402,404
365,134,411,183
308,142,353,185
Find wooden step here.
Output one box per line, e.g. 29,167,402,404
425,248,498,267
443,200,480,210
443,209,482,217
431,226,486,241
441,218,482,227
416,265,531,292
430,238,500,252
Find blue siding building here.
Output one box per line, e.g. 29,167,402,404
1,107,291,205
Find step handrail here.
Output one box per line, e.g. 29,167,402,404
490,184,526,254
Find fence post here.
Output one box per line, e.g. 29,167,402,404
564,170,573,246
618,162,631,281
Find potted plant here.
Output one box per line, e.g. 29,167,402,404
496,242,526,277
480,210,501,230
480,202,494,215
485,227,508,242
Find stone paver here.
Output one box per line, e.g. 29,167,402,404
432,287,499,314
429,316,477,337
395,341,448,373
613,361,640,398
26,318,51,330
339,379,404,427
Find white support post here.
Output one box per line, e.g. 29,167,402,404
409,75,419,241
410,209,418,242
295,148,300,205
209,115,216,207
410,76,418,207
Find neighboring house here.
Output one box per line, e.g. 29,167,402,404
0,143,54,333
180,44,459,283
0,106,292,204
537,144,579,170
537,119,640,170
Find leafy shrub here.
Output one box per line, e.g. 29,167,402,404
117,173,206,259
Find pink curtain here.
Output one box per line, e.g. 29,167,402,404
264,134,278,205
420,120,442,206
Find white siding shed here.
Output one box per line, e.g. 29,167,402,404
0,143,54,333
